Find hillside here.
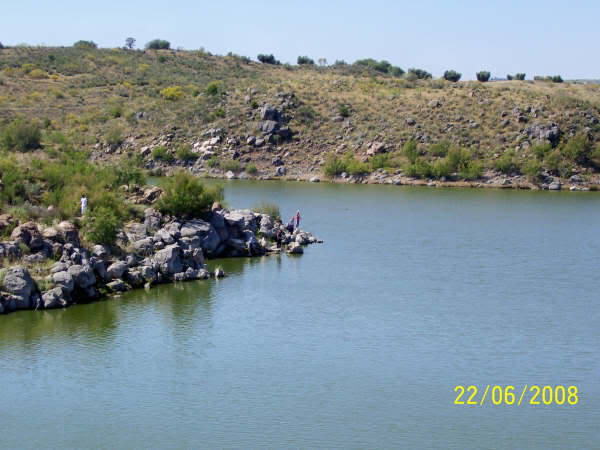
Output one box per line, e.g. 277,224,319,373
1,46,600,190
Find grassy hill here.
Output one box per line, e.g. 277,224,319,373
1,45,600,188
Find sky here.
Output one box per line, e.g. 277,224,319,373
1,0,599,80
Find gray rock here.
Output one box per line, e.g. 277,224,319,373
548,181,562,191
569,174,583,183
0,266,35,309
180,220,221,255
310,176,320,183
106,279,128,292
42,287,69,309
153,244,183,275
52,271,74,292
261,120,280,134
107,261,128,279
68,264,96,289
254,138,265,147
125,269,145,287
275,166,287,176
144,208,163,231
260,104,281,121
214,267,225,278
132,237,154,255
287,242,304,254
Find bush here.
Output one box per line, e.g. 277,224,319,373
83,206,121,245
257,54,280,65
160,85,184,101
206,157,218,168
324,154,347,176
295,105,316,124
405,158,432,178
402,140,419,164
495,150,520,174
370,153,391,170
552,75,564,83
432,159,452,179
152,146,174,162
219,159,241,172
515,73,526,80
443,70,462,82
523,159,542,181
146,39,171,50
205,81,222,96
74,40,97,49
532,142,552,160
459,161,483,180
338,104,350,118
175,144,198,161
428,140,450,157
507,74,514,81
447,147,472,171
407,68,432,79
560,133,591,164
253,202,280,220
476,71,491,82
346,157,370,175
245,163,258,175
297,55,315,65
157,172,224,219
29,69,48,79
0,119,42,152
105,127,123,146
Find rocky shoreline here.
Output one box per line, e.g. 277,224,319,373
0,206,321,316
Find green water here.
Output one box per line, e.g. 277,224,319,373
2,181,599,449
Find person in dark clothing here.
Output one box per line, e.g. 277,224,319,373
287,217,295,232
275,228,282,248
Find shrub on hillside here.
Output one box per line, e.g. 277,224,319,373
83,206,121,245
160,85,184,101
295,105,316,124
0,119,41,152
402,140,420,164
476,71,491,82
560,133,592,165
29,69,49,79
105,127,123,146
146,39,171,50
443,70,462,82
495,150,520,174
245,163,258,175
205,81,222,96
324,154,347,176
428,140,451,157
297,55,315,65
552,75,564,83
257,54,280,65
175,144,198,161
74,40,97,49
157,172,224,219
219,159,241,172
407,68,432,79
152,146,174,162
459,161,483,180
515,73,526,80
337,104,350,118
532,142,552,160
523,159,542,181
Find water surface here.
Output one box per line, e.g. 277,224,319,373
2,181,599,449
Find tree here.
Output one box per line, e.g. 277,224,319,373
146,39,170,50
125,37,136,49
0,42,4,49
515,73,526,80
318,58,328,67
476,71,491,82
297,55,315,65
257,54,280,65
443,70,462,82
74,40,97,49
407,68,432,79
507,74,514,80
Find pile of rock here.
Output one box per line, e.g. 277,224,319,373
0,207,322,315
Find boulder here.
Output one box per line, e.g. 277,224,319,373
310,176,320,183
142,186,163,204
287,242,304,254
144,208,163,231
275,166,287,177
260,104,281,121
52,271,74,292
56,221,80,245
261,120,280,134
106,279,128,292
92,245,110,260
131,237,154,255
0,266,35,309
180,220,221,255
153,244,183,275
548,181,561,191
107,261,128,279
68,264,96,289
522,122,561,147
42,287,70,309
124,223,147,242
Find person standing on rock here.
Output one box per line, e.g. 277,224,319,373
80,194,88,216
296,210,301,229
287,216,295,233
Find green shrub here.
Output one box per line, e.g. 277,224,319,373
152,146,174,162
0,119,41,151
407,68,432,79
74,40,97,49
253,202,280,220
105,127,123,146
428,140,450,157
443,70,461,82
476,71,491,82
447,147,472,171
324,154,347,176
175,144,198,161
370,153,391,170
402,140,419,164
552,75,563,83
29,69,49,79
83,206,121,245
405,158,432,178
157,171,224,219
296,105,316,124
245,163,258,174
495,150,520,174
560,133,592,164
160,85,184,101
146,39,170,50
346,157,370,175
214,108,225,117
532,142,552,160
206,157,218,168
0,157,27,204
338,104,350,118
432,159,452,178
297,55,315,65
257,54,280,65
205,81,222,96
107,104,123,118
523,159,542,181
219,159,241,172
459,161,483,180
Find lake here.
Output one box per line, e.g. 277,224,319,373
2,181,599,449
